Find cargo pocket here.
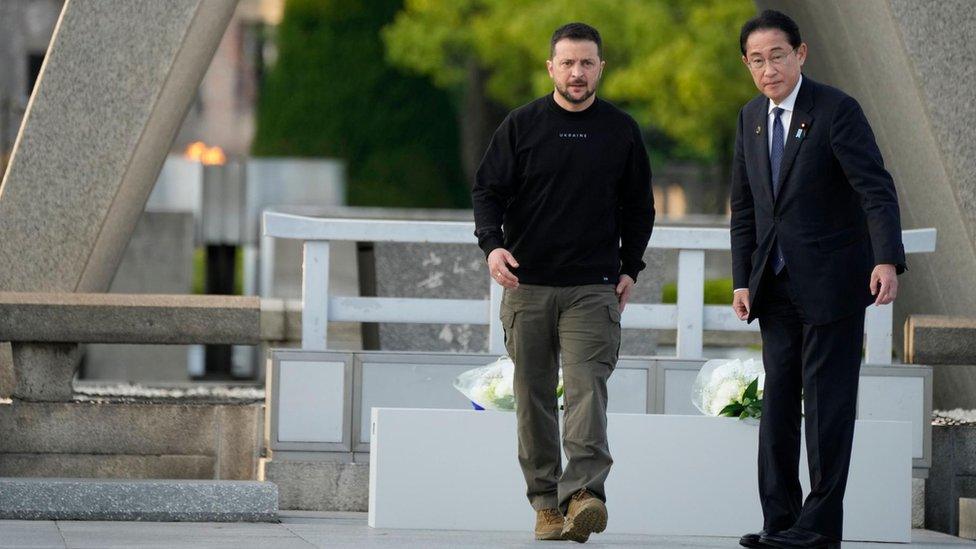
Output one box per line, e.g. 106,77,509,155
500,309,516,356
607,304,621,368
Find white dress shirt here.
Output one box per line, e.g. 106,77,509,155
733,76,804,295
767,74,802,154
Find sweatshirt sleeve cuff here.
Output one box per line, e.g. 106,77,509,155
479,234,505,260
620,262,644,283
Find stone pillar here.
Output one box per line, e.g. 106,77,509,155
753,1,976,357
10,344,80,402
0,342,14,400
0,0,236,399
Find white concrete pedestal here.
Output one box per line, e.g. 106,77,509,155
369,408,911,542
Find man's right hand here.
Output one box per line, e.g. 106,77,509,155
487,248,520,289
733,289,750,320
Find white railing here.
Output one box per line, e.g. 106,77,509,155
263,212,937,365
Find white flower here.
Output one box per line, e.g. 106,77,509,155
692,358,765,417
454,356,559,411
472,384,493,407
710,378,745,415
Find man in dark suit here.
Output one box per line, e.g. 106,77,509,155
729,10,906,549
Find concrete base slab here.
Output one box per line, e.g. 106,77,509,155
0,520,65,548
962,498,976,540
927,425,976,535
0,342,13,400
933,364,976,410
0,514,972,548
0,454,215,479
261,459,367,511
915,478,926,529
906,317,976,365
55,520,304,549
0,401,262,480
0,478,277,522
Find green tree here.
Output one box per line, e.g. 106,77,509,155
383,0,756,208
252,0,467,208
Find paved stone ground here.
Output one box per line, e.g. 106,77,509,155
1,512,974,548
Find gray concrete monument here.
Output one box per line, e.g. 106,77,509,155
0,0,237,399
84,212,195,382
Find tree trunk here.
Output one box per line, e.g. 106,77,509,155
714,135,734,215
459,60,507,188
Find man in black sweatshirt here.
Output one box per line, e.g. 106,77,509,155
471,22,655,543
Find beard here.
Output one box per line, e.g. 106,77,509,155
556,80,597,104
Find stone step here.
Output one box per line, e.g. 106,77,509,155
0,453,216,479
905,315,976,365
961,498,976,540
260,459,367,512
0,478,278,522
0,401,262,480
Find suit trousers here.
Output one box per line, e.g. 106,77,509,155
755,266,864,540
500,283,621,513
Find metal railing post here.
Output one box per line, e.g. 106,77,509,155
302,240,330,350
864,303,894,365
676,249,705,359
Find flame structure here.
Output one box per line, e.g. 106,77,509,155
184,141,226,166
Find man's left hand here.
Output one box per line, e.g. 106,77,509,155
616,275,635,312
870,264,898,306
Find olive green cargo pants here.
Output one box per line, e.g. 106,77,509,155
499,283,621,513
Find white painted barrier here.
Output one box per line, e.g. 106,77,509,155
368,408,911,542
262,212,937,364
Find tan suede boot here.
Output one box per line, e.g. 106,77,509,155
561,489,608,543
534,508,564,540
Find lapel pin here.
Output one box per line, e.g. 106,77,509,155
756,125,762,135
795,122,807,140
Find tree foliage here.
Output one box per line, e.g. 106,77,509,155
383,0,757,163
252,0,467,208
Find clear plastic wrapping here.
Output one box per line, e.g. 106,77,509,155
691,358,765,418
453,356,563,411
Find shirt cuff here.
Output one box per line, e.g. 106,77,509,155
733,288,748,294
619,263,643,283
478,235,505,260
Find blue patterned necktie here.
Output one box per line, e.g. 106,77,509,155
770,107,786,274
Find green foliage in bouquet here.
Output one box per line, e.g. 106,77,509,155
718,377,762,420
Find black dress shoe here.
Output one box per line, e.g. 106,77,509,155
739,530,777,548
761,528,840,549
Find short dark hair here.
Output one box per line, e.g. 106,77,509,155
739,9,802,55
550,22,602,59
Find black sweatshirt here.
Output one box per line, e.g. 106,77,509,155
472,93,655,286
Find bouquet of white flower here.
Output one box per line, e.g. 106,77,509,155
453,356,563,411
691,358,765,420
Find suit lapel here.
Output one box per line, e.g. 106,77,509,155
752,98,775,208
773,78,815,207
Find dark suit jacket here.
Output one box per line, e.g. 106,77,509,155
730,76,906,325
